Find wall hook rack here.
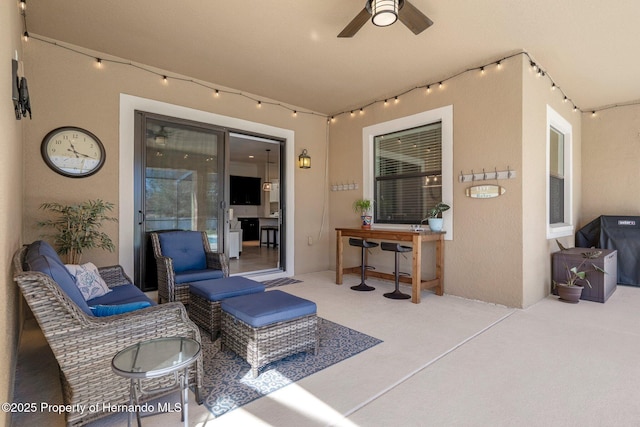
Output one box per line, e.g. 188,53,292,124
459,166,517,183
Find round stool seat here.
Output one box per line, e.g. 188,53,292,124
349,238,379,249
381,242,411,253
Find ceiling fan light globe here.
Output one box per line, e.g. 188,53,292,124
371,0,399,27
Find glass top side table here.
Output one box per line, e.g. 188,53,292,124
112,337,201,427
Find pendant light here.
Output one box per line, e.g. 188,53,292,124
262,149,272,192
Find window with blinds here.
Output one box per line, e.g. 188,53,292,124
374,121,442,224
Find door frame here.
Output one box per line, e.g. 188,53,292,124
133,111,227,290
119,94,296,283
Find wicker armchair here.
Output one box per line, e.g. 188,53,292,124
13,245,204,427
151,230,229,305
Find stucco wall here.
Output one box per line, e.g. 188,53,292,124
581,105,640,223
521,59,583,308
0,2,26,424
22,38,330,275
329,55,527,307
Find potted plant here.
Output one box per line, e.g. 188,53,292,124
353,199,373,229
38,199,117,264
426,202,450,232
553,250,606,303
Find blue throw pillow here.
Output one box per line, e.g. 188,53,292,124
90,301,151,317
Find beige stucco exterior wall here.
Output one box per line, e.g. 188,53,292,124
521,59,582,308
329,56,526,307
581,105,640,223
329,55,584,309
21,38,330,275
0,2,26,424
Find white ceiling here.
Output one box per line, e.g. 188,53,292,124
25,0,640,115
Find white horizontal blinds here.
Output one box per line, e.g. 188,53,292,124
374,122,442,224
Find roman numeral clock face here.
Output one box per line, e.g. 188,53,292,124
41,127,106,178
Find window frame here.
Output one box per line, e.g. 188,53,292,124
362,106,454,240
546,105,573,239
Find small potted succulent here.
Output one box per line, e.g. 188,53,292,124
426,202,450,232
353,199,373,229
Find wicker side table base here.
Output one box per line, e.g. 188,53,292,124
221,312,318,378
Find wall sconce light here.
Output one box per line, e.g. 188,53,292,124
298,149,311,169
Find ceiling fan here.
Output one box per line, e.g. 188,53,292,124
338,0,433,38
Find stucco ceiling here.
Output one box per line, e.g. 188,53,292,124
25,0,640,115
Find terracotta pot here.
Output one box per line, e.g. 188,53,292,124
556,283,584,303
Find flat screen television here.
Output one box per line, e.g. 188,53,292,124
230,175,261,205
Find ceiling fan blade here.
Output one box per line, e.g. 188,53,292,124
338,7,370,38
399,0,434,35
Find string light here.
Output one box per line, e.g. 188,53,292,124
16,8,616,122
394,96,399,103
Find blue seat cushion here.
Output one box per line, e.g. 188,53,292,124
90,301,152,317
158,231,207,273
190,276,265,301
174,269,224,284
221,290,316,328
27,254,94,316
87,284,156,306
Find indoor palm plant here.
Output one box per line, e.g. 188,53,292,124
38,199,117,264
353,198,373,229
426,202,450,231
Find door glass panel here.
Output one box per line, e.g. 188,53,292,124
145,118,221,248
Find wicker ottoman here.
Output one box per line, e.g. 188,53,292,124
188,277,265,339
220,290,318,378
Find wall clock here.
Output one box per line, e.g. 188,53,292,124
41,127,106,178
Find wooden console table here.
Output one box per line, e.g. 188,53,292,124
335,227,445,304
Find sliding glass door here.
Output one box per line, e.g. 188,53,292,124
134,112,225,291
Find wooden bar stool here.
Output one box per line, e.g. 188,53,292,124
348,238,379,291
381,242,412,300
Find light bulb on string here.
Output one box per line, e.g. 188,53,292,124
22,31,29,42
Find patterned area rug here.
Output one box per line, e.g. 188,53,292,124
199,318,382,417
262,277,303,288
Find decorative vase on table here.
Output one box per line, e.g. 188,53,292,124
361,215,372,229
